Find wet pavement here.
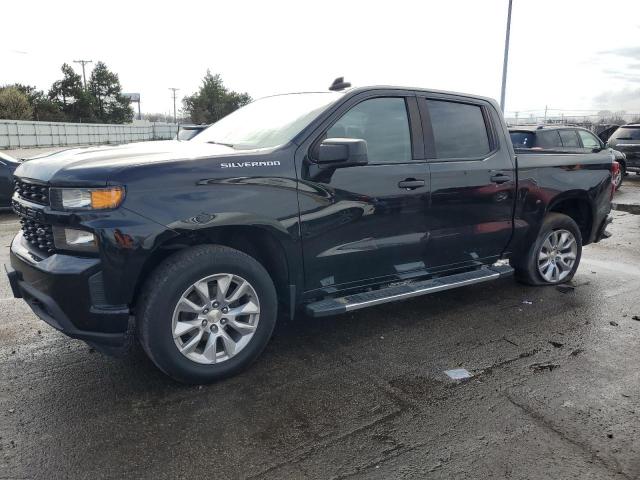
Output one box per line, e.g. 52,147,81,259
0,210,639,479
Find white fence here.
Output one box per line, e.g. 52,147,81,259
0,120,179,149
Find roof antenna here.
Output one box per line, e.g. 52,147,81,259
329,77,351,91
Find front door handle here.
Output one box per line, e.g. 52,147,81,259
490,174,511,184
398,179,425,190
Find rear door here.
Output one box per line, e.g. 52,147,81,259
418,95,516,270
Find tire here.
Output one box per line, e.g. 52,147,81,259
515,213,582,286
137,245,277,384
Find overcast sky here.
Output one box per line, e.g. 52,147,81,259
3,0,640,119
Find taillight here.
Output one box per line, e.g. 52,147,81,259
611,161,620,197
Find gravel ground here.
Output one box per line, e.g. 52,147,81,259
0,210,639,479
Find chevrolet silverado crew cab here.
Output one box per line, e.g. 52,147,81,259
6,81,615,383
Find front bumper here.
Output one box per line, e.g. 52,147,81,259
7,232,132,355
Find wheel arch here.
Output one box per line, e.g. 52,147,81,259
546,191,594,245
132,223,300,319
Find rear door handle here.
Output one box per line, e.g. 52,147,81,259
398,179,425,190
490,174,511,184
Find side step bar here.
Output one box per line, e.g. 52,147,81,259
305,264,513,318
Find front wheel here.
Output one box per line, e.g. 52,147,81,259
137,245,277,384
515,213,582,286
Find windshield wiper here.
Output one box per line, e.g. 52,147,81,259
207,140,235,148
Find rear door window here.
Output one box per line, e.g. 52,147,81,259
426,100,491,159
536,130,562,149
558,129,580,148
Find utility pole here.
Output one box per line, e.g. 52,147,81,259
544,105,548,124
73,60,93,89
169,88,180,124
515,111,519,126
499,0,513,113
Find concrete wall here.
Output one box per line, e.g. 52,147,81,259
0,120,178,149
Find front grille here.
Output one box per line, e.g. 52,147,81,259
20,218,56,254
14,179,50,206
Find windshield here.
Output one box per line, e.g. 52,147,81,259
193,92,342,149
610,126,640,141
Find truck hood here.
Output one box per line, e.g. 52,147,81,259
14,140,238,186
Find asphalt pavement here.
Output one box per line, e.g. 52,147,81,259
0,207,639,479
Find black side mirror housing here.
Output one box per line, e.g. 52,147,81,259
317,138,368,168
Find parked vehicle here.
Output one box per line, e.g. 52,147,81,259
176,124,209,141
509,125,625,189
610,150,627,190
595,124,620,144
0,153,21,209
6,83,615,383
605,124,640,178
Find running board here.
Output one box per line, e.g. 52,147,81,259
305,265,513,318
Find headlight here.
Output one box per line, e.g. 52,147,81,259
52,187,125,210
52,227,98,252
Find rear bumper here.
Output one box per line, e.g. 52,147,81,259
619,153,640,169
7,232,132,355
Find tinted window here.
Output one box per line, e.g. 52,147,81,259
326,97,411,164
558,129,580,147
510,131,535,148
536,130,562,149
427,100,490,159
577,130,600,148
610,126,640,141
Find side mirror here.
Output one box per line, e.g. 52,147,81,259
317,138,368,168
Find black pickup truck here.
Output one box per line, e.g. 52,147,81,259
6,83,615,383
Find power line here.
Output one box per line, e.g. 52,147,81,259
169,88,180,124
73,60,93,89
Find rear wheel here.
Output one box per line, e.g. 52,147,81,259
515,213,582,286
137,245,277,383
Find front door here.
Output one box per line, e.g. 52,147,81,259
419,95,516,269
297,93,431,294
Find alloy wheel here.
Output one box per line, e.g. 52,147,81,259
171,273,260,364
537,229,577,283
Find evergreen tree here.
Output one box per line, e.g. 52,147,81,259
182,71,251,124
88,62,133,123
49,64,95,122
